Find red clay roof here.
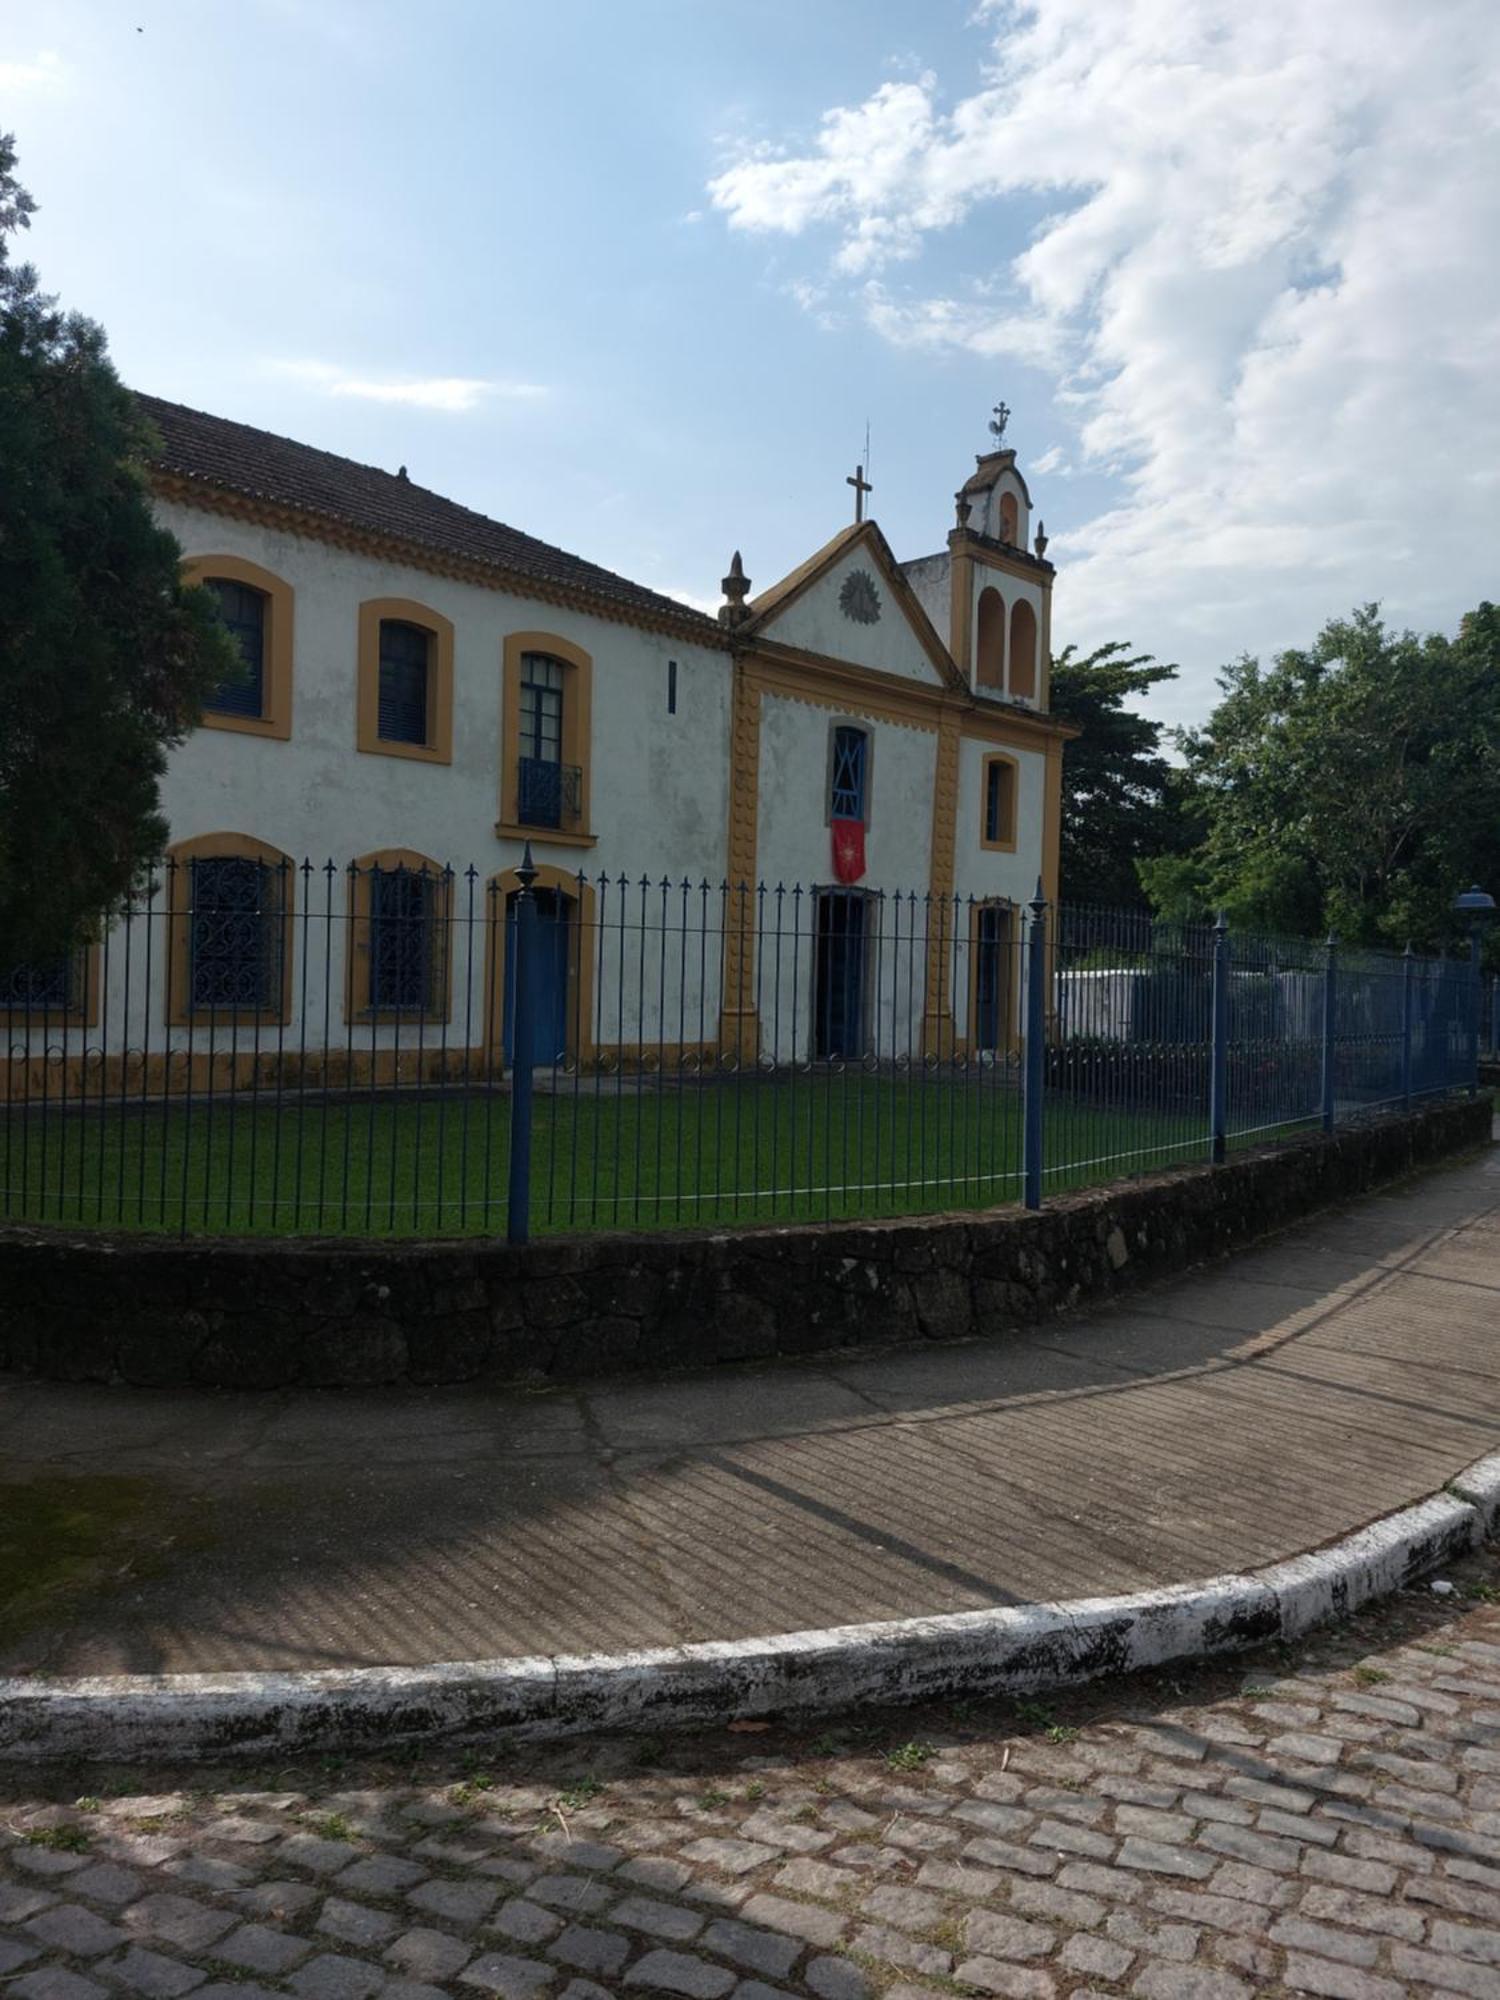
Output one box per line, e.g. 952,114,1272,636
138,395,720,633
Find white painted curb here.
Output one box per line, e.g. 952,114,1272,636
4,1462,1498,1765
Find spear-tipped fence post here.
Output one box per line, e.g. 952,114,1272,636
1321,930,1337,1134
1022,880,1047,1211
507,842,538,1244
1210,911,1229,1165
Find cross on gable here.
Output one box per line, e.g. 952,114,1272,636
846,463,873,523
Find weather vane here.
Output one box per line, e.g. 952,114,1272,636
989,401,1010,448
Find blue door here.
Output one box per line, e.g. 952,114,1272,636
815,890,868,1058
504,888,571,1065
975,904,1010,1051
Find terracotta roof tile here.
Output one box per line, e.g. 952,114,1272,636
137,395,720,634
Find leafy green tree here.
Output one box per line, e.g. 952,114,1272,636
0,134,235,965
1048,639,1190,905
1163,603,1500,957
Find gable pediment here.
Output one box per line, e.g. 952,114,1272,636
745,523,961,689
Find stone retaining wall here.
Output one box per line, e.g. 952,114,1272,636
0,1096,1490,1391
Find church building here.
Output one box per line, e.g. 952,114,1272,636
15,398,1074,1077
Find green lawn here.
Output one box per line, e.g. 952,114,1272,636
0,1075,1232,1238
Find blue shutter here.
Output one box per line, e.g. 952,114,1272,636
204,579,266,718
377,621,431,744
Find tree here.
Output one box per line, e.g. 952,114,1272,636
0,134,235,965
1048,639,1190,906
1162,603,1500,957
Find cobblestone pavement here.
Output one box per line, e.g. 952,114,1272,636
11,1553,1500,1997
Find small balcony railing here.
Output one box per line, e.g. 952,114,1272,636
517,757,583,830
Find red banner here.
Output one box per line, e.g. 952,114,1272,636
831,817,866,884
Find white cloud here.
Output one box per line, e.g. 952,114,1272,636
708,0,1500,720
0,48,67,93
267,361,545,413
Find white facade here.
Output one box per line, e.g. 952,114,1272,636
13,410,1070,1076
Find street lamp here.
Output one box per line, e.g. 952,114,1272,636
1453,886,1496,1096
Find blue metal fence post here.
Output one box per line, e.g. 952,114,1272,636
1209,911,1229,1165
1022,881,1047,1211
1401,943,1414,1111
1470,928,1483,1100
506,842,538,1244
1491,973,1499,1064
1321,931,1337,1133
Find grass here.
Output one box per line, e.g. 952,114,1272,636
0,1074,1238,1240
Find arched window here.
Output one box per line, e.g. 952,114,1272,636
1009,600,1038,701
347,850,453,1022
500,633,595,842
357,599,454,763
182,555,294,739
998,492,1019,546
976,586,1005,689
165,833,294,1027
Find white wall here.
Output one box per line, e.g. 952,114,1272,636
62,501,737,1058
760,546,945,686
898,552,951,654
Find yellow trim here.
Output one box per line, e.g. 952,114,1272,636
1009,599,1039,702
979,752,1020,853
961,535,1051,589
749,640,1075,748
967,898,1017,1055
484,864,597,1071
948,543,973,681
155,475,725,649
356,598,454,764
718,661,763,1060
975,584,1006,690
345,848,454,1025
164,832,295,1029
922,711,962,1057
498,630,594,842
1042,739,1064,910
182,554,293,740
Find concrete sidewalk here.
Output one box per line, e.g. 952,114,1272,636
2,1142,1498,1679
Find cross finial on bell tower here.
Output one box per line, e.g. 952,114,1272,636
846,463,873,524
988,401,1010,449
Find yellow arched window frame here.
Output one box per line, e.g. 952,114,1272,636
497,632,596,846
345,848,454,1024
980,752,1020,853
164,831,296,1028
356,598,455,764
181,554,294,740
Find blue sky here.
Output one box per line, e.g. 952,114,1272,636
5,0,1498,723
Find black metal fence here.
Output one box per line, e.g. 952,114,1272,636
1,856,1484,1240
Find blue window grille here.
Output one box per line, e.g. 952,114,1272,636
377,621,431,745
187,856,282,1012
204,578,266,718
830,726,867,821
985,760,1013,843
2,956,77,1012
368,866,443,1014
